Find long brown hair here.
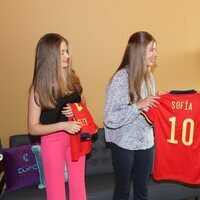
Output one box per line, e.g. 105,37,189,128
31,33,82,109
116,31,156,103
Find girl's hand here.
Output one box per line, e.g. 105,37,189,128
62,121,81,134
156,91,168,96
62,104,74,117
136,96,160,110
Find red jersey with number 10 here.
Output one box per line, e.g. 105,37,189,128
141,91,200,184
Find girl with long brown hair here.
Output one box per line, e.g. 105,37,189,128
104,31,159,200
28,33,87,200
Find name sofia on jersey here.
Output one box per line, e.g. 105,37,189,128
171,100,192,110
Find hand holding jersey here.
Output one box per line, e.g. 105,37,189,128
136,96,160,110
67,102,98,161
68,102,98,139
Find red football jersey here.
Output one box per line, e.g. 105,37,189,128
142,91,200,184
68,102,98,161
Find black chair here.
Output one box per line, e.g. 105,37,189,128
9,134,40,148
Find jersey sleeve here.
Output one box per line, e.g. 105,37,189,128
141,107,155,125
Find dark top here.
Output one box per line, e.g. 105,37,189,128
40,93,81,124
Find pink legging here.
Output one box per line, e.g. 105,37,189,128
41,131,86,200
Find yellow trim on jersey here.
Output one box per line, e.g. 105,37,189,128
141,111,153,125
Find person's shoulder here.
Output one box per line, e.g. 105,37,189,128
28,85,35,98
106,68,128,90
113,68,128,81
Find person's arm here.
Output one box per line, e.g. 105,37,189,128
104,70,159,129
28,87,81,136
104,70,140,129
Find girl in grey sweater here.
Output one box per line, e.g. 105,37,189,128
104,31,159,200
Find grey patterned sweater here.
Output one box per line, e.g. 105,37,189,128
104,68,155,150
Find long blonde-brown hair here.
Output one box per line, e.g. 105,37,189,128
31,33,82,109
115,31,156,103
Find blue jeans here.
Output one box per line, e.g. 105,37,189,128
111,143,153,200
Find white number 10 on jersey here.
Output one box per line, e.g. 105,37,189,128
167,117,194,146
